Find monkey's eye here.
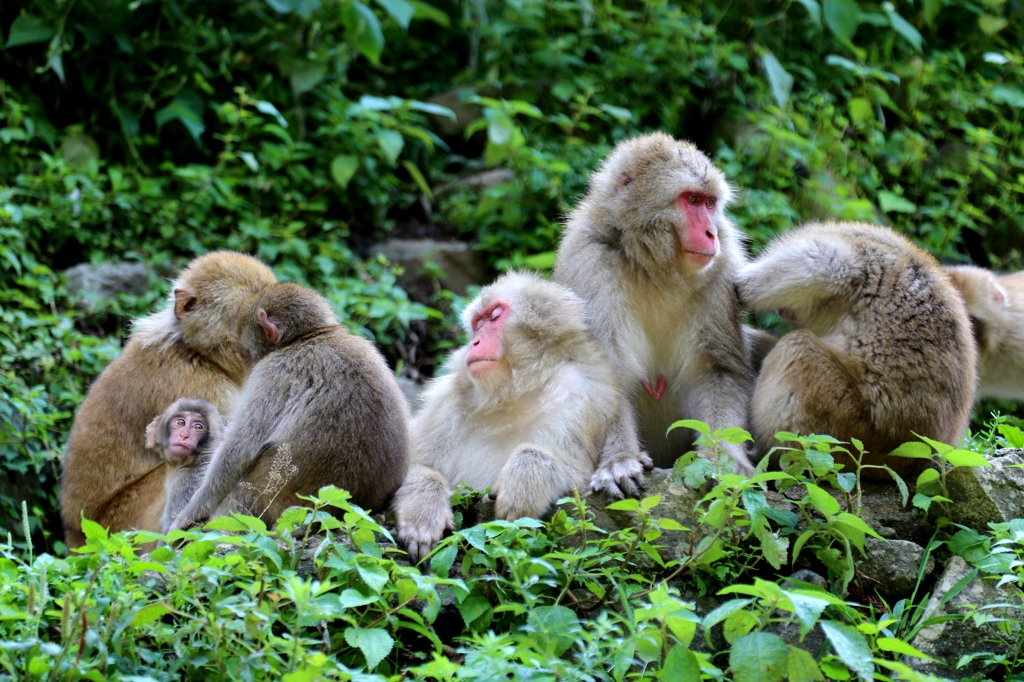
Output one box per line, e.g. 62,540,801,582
174,418,186,427
194,423,205,431
490,306,503,321
686,194,699,204
705,198,716,209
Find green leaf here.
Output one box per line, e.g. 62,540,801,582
606,498,640,512
730,632,790,682
338,588,378,608
376,129,405,164
668,419,711,436
375,0,415,28
131,603,171,628
876,637,934,660
80,517,108,542
528,606,578,656
886,8,922,51
356,559,390,594
402,160,434,200
155,90,206,144
823,0,860,39
789,645,825,681
805,483,841,517
762,51,794,108
599,104,633,123
942,450,991,468
848,97,873,125
794,0,821,25
702,598,754,632
456,594,491,627
978,14,1008,35
787,592,830,634
411,0,451,26
911,492,933,512
5,14,54,48
343,626,394,670
331,155,360,189
834,513,884,540
343,0,385,64
521,251,556,270
256,101,289,127
640,495,661,511
660,645,702,680
889,441,933,459
429,542,457,576
821,620,874,681
877,190,916,213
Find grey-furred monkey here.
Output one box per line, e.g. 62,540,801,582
738,222,977,478
393,271,630,561
169,282,410,530
555,132,756,476
145,398,223,533
945,265,1024,401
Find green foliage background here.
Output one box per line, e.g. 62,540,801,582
1,0,1022,553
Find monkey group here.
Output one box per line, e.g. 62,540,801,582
60,132,1016,560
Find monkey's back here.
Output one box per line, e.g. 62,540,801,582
241,327,410,513
796,222,976,443
61,334,241,545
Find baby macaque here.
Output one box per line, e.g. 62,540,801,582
945,265,1024,401
145,398,223,533
393,272,628,561
739,222,977,478
555,132,755,477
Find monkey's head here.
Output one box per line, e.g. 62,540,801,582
579,132,737,277
460,272,587,393
946,265,1008,353
145,398,222,466
236,282,339,364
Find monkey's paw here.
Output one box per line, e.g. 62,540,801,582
490,485,550,521
397,509,454,564
590,451,654,499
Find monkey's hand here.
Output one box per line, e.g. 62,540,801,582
393,465,455,564
396,506,453,564
590,450,654,499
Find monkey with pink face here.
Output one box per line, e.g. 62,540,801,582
393,271,629,561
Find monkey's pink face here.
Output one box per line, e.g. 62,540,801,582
678,191,719,267
466,299,510,378
167,412,207,463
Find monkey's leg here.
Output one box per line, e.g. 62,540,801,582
752,331,873,471
94,464,167,536
591,407,653,498
392,465,454,563
492,445,575,520
691,368,757,475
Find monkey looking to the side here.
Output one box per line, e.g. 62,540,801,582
555,132,756,478
393,271,632,561
169,282,410,530
945,265,1024,401
61,251,277,548
738,222,977,478
144,398,223,533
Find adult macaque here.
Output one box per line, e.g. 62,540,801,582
169,282,409,529
739,222,977,477
945,265,1024,401
145,398,223,533
393,272,631,561
61,252,277,547
554,132,755,476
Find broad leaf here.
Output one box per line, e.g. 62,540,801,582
762,51,794,108
344,626,394,670
730,632,789,682
344,0,385,64
823,0,860,39
821,620,873,680
5,14,54,48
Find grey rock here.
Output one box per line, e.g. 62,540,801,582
856,538,934,598
941,450,1024,530
907,555,1023,678
64,262,156,308
371,239,489,296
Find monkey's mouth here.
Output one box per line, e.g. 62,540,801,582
467,358,500,376
683,250,716,267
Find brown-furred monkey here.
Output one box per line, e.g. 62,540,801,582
144,398,223,533
61,252,277,547
392,271,632,561
169,282,409,530
739,222,977,478
555,132,756,478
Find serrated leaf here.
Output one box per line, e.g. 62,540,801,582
758,528,790,570
730,631,790,682
889,441,933,459
456,594,491,627
877,190,917,213
131,603,171,628
356,559,389,594
660,645,701,680
762,51,794,108
80,517,108,542
788,645,825,681
375,0,415,28
606,498,640,512
702,598,754,631
527,605,578,656
823,0,861,39
640,495,661,511
331,155,359,189
343,0,385,64
669,419,711,436
5,14,54,48
343,626,394,670
429,542,457,576
821,620,873,681
338,588,378,608
805,483,841,517
943,450,991,468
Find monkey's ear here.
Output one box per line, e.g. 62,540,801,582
616,173,632,191
991,280,1009,307
145,416,161,450
257,308,281,345
174,288,198,320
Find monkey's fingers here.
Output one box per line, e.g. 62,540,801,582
590,452,652,499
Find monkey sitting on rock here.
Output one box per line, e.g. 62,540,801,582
945,265,1024,402
145,398,223,533
393,271,632,561
738,221,977,478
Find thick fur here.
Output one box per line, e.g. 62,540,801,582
393,272,627,561
145,398,224,533
60,252,277,547
170,282,410,529
739,222,977,478
945,265,1024,401
554,132,755,475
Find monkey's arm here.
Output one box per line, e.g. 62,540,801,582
692,360,756,475
393,464,454,563
492,444,580,520
591,406,653,498
737,237,856,312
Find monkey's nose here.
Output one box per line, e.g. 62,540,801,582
706,230,715,241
